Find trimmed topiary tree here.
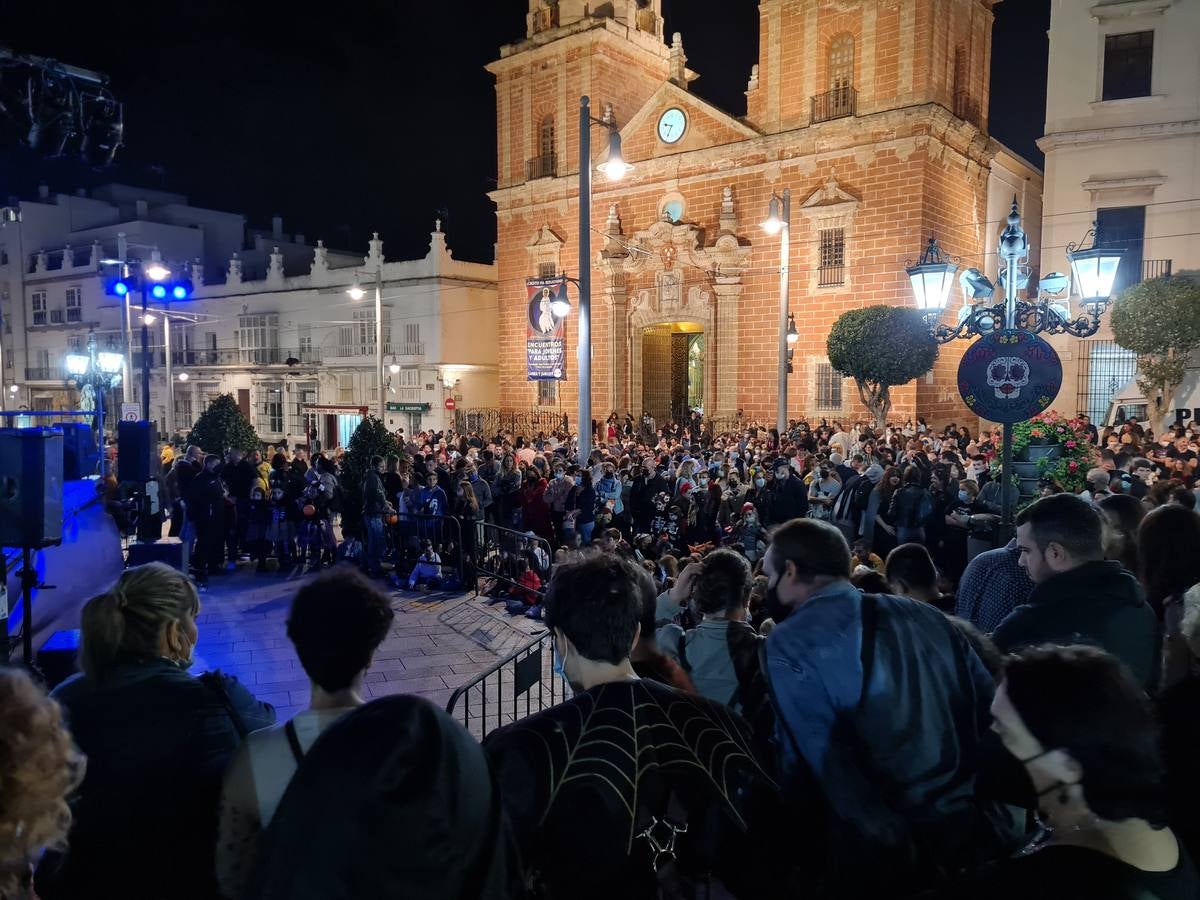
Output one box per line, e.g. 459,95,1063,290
186,393,260,454
1110,275,1200,422
339,415,401,536
827,305,939,427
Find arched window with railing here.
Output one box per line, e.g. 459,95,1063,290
814,34,857,122
527,115,557,180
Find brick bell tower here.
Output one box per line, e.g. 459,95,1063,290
487,1,677,410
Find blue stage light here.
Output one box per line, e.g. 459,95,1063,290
107,278,131,297
172,285,187,300
151,284,167,299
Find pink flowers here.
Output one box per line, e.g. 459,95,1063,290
1068,461,1079,471
1065,440,1076,449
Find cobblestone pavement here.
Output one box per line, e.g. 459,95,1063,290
190,565,547,724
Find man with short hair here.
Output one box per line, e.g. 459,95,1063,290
762,518,1014,889
954,539,1034,633
485,555,785,898
994,492,1158,690
885,543,950,611
216,568,395,899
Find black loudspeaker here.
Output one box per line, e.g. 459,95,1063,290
117,420,153,483
60,421,99,480
0,427,64,548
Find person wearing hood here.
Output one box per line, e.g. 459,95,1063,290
994,493,1159,692
855,463,887,545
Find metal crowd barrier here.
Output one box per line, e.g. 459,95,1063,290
391,512,464,587
445,630,572,739
472,522,553,600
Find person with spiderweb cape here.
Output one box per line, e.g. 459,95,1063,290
484,554,806,899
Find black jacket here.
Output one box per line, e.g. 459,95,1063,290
992,560,1159,691
767,473,808,524
889,485,931,530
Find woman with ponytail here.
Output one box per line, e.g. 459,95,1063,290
36,563,275,900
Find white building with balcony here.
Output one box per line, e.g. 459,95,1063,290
1038,0,1200,425
0,184,498,445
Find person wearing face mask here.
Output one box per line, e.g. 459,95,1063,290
543,464,574,545
761,518,1017,892
958,645,1198,899
40,563,276,900
484,555,788,899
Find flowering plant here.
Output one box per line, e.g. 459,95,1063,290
1012,410,1097,493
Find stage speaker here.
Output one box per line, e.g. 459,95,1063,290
117,420,153,483
0,427,64,548
60,421,99,480
126,540,184,571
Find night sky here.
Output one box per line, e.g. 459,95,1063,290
1,0,1049,264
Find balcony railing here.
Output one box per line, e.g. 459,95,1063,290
25,366,65,381
526,153,557,181
1141,259,1172,281
530,5,559,34
133,347,323,368
395,341,425,357
67,307,82,323
811,85,857,123
330,342,396,359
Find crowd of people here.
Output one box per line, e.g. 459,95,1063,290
4,410,1200,898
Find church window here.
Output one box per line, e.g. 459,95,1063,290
527,116,557,180
537,380,558,406
818,228,845,287
828,34,854,91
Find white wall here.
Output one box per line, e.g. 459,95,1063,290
1039,0,1200,424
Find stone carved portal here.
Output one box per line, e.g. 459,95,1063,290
601,193,750,419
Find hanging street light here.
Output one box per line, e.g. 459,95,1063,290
906,199,1123,539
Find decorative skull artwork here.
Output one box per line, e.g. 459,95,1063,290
986,356,1029,400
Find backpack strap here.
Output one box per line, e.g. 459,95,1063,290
283,719,306,765
198,670,249,739
858,592,878,712
676,632,691,673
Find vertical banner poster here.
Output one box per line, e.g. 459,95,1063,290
526,276,568,381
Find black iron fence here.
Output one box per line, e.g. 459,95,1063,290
454,407,568,438
445,630,572,739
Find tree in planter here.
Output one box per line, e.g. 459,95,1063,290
827,305,939,427
186,393,260,454
1110,276,1200,421
339,416,402,537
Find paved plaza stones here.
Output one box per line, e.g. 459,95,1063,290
190,566,550,727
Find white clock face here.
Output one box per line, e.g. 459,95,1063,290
657,107,687,144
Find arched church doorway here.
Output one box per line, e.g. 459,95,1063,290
641,322,703,424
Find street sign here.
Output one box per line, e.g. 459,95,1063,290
120,403,140,422
958,329,1062,424
444,397,457,411
386,402,431,412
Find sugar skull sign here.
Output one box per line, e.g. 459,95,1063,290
958,329,1062,424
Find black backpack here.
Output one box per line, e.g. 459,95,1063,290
852,477,875,512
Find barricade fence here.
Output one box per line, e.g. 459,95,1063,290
472,522,553,600
444,630,573,739
389,512,465,588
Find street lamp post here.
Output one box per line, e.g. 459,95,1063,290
346,267,386,421
576,96,629,466
761,190,792,436
906,198,1124,539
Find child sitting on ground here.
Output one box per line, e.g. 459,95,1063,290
504,558,542,617
406,539,443,591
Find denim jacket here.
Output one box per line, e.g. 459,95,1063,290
763,582,1008,879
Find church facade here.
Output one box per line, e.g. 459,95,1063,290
489,0,1041,427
